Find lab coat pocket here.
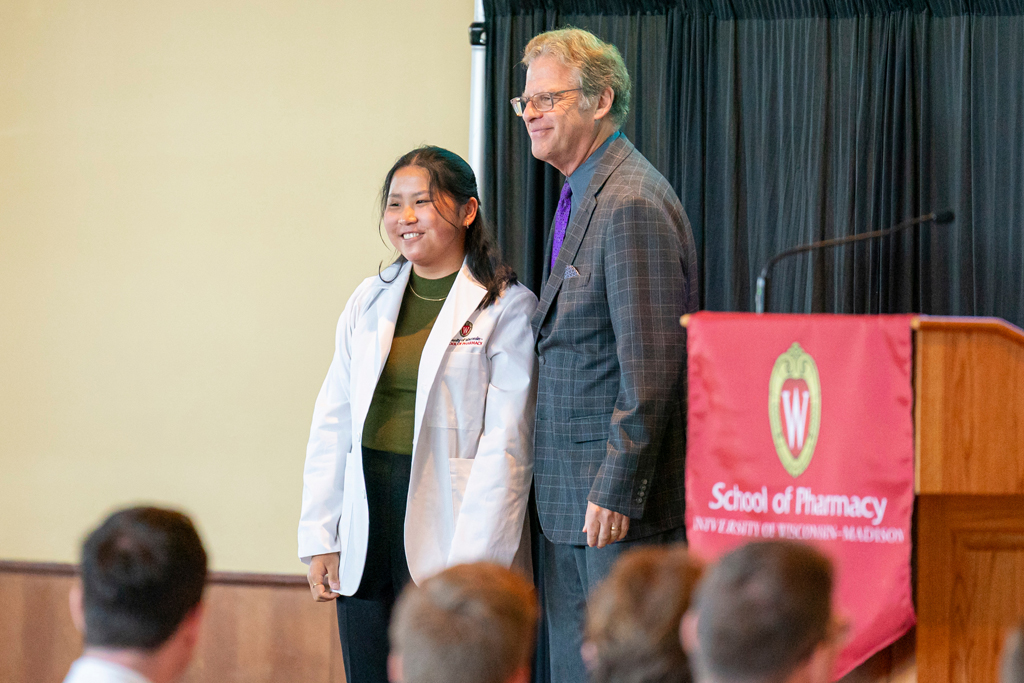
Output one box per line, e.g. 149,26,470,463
429,349,487,432
449,458,475,524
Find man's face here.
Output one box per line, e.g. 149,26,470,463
521,54,597,175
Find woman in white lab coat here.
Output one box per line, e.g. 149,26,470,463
298,146,537,683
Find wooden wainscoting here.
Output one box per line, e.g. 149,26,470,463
0,559,917,683
0,564,81,683
0,562,345,683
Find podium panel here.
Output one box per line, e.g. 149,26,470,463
915,318,1024,495
916,495,1024,682
914,317,1024,682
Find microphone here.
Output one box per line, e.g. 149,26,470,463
754,210,955,314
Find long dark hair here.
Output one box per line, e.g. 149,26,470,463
379,146,517,308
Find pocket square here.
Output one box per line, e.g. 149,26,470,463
563,265,580,279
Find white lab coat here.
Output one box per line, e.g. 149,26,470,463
298,260,537,593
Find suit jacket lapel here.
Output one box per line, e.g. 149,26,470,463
541,206,555,283
531,136,636,335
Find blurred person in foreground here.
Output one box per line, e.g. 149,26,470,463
300,146,537,683
1004,620,1024,683
388,562,538,683
682,540,846,683
63,506,207,683
584,546,703,683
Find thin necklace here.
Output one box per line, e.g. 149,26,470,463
408,281,447,302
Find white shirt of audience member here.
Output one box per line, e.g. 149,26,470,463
63,657,152,683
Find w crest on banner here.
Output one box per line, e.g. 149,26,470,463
769,342,821,477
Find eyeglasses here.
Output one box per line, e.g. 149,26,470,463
510,88,582,116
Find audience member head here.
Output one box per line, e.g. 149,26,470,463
584,545,703,683
1004,620,1024,683
69,506,207,681
388,562,538,683
683,540,841,683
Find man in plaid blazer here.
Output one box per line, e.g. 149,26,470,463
513,28,699,683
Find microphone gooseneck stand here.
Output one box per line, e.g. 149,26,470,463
754,210,955,314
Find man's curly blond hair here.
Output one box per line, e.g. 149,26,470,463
523,28,631,127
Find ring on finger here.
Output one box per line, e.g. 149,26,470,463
312,582,322,588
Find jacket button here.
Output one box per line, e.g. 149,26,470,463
538,356,546,365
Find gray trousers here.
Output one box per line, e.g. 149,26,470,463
541,526,687,683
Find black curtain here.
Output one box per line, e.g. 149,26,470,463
482,0,1024,324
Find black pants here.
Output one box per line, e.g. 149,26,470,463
336,446,413,683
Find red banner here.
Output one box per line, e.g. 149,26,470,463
685,312,915,679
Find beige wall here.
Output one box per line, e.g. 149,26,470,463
0,0,473,574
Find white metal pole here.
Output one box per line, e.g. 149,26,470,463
468,0,486,193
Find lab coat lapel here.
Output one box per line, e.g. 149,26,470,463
376,263,411,372
354,262,411,428
414,263,486,440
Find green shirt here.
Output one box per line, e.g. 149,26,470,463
361,269,459,455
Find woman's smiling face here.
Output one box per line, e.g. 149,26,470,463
384,165,473,279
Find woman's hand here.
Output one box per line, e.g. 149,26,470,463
307,552,341,601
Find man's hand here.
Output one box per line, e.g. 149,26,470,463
307,552,341,601
583,502,630,548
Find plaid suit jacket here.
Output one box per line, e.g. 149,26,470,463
531,135,699,545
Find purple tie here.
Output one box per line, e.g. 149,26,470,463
550,182,573,271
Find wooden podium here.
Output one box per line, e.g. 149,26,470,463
914,316,1024,682
680,313,1024,681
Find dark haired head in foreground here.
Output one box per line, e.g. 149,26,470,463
389,562,537,683
684,540,843,683
65,506,207,683
585,545,702,683
1005,621,1024,683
